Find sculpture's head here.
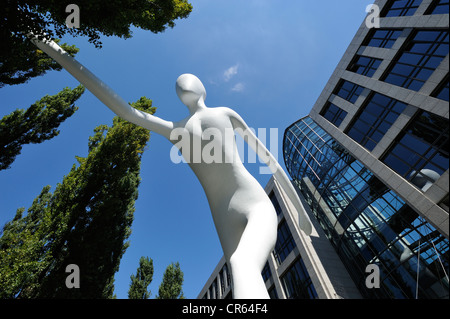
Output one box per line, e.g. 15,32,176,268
176,74,206,111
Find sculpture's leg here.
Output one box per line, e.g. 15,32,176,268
229,203,277,299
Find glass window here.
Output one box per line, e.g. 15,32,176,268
280,258,318,299
269,192,283,216
365,29,403,49
346,93,407,151
261,262,272,282
381,0,423,17
320,102,348,127
383,30,449,91
268,286,279,299
273,219,296,265
223,263,231,289
432,75,449,101
425,0,450,14
334,80,365,103
219,269,225,294
382,111,449,191
348,55,383,77
283,116,450,299
209,279,217,299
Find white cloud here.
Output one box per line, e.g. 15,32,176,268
223,64,239,82
231,82,245,92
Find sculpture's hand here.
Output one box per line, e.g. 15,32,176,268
228,109,312,235
28,33,174,139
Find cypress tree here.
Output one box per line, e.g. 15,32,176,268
156,262,185,299
0,97,155,298
128,256,154,299
0,85,85,171
0,186,53,298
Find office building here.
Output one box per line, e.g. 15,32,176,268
198,177,363,299
199,0,449,299
284,0,449,298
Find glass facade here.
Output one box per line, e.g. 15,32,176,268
432,75,449,101
202,263,231,299
284,117,449,299
425,0,450,14
382,111,449,191
271,191,296,265
269,190,318,299
348,55,382,77
346,93,407,151
269,191,283,216
219,268,226,295
381,0,423,17
383,30,449,91
261,262,272,282
268,286,279,299
280,258,318,299
273,219,296,265
364,29,403,49
334,80,365,104
320,102,348,127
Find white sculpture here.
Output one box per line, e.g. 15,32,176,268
29,35,312,299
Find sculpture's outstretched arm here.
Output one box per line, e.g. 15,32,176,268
228,109,312,235
28,34,174,139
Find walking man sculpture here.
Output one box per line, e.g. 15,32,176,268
30,35,312,299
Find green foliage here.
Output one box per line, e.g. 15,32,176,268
0,39,79,88
0,186,53,298
0,97,155,298
127,256,186,300
1,0,192,86
156,262,185,299
128,257,154,299
0,85,85,170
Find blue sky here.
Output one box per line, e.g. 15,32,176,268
0,0,367,298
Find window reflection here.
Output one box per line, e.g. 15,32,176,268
381,0,423,17
425,0,450,15
346,93,407,151
334,80,365,103
283,117,450,299
261,262,272,282
269,191,283,216
383,30,449,91
382,111,449,191
273,219,296,265
364,29,403,49
280,258,318,299
348,55,382,77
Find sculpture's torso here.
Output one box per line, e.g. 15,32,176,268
172,107,272,256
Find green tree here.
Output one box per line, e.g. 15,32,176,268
0,39,79,88
1,0,191,168
1,0,192,86
0,186,53,298
0,97,156,298
0,85,85,170
128,256,154,299
156,262,185,299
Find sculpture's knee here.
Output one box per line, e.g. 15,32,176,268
229,251,270,299
229,250,259,276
